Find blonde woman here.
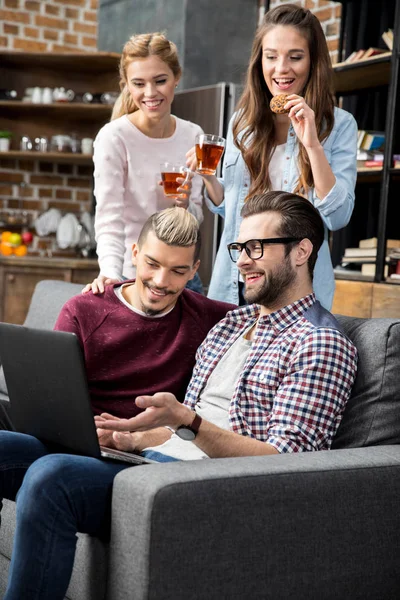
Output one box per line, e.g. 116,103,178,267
84,32,204,294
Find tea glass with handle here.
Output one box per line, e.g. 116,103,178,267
160,163,192,199
194,134,225,175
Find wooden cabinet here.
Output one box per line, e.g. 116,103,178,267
0,257,98,324
331,0,400,317
0,50,120,162
332,278,400,318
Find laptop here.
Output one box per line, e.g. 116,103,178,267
0,323,156,465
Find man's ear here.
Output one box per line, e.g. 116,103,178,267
294,239,313,267
188,259,201,280
131,243,139,267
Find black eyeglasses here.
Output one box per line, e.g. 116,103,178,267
227,237,302,263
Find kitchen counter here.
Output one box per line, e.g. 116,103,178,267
0,255,98,269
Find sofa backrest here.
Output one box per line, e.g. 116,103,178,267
332,315,400,448
1,285,400,449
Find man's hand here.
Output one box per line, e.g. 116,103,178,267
95,412,172,451
98,393,192,433
95,412,120,448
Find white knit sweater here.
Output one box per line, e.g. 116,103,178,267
93,115,204,280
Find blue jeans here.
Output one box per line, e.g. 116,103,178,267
0,431,176,600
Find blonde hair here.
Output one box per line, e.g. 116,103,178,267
233,4,335,198
111,32,182,120
138,208,201,262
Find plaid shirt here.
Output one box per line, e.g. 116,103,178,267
184,294,357,453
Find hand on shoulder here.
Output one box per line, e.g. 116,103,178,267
81,274,120,295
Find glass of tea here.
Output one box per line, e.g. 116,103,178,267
160,163,191,198
195,134,225,175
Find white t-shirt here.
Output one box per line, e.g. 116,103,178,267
269,143,286,190
93,115,204,280
145,325,253,460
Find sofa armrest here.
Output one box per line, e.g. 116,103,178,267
108,447,400,600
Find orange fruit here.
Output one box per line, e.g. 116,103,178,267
0,242,13,256
14,244,27,256
1,231,12,243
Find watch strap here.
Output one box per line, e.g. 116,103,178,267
190,412,202,434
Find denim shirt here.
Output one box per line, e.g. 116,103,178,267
206,107,358,309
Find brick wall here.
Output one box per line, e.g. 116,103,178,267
268,0,342,64
0,0,98,256
0,0,97,52
0,158,94,256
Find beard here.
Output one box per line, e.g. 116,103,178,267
244,255,296,307
139,280,178,316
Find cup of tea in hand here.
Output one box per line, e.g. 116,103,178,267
160,163,191,198
195,134,225,175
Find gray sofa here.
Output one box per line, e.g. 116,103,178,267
1,280,400,600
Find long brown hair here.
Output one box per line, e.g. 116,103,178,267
233,4,335,197
111,32,182,121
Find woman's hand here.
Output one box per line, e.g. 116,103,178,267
284,94,320,150
158,172,194,209
81,274,120,295
186,146,198,173
186,145,224,206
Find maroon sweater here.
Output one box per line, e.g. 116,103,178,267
54,284,234,418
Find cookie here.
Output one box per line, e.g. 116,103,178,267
269,94,289,114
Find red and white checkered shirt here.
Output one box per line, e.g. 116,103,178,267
184,294,357,453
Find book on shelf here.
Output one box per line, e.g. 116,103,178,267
357,130,366,149
364,160,383,168
344,247,378,258
341,257,380,264
357,149,384,161
344,49,366,62
393,154,400,168
344,50,358,63
362,264,389,277
360,131,385,151
360,47,389,60
359,237,400,249
382,29,394,51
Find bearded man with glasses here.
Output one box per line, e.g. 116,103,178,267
99,190,357,462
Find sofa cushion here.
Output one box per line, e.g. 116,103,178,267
332,315,400,448
0,499,108,600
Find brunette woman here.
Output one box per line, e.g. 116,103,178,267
187,3,357,308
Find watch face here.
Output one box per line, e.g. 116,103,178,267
175,426,196,441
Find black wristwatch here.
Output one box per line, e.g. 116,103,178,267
175,412,202,441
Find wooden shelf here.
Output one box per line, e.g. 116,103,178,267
0,255,98,269
0,50,121,74
334,269,374,282
356,167,382,183
0,50,121,98
357,166,383,173
333,53,392,94
0,151,93,165
0,101,112,122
